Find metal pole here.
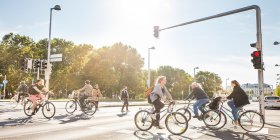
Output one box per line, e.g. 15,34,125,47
37,68,40,80
148,48,150,88
193,68,196,81
3,75,6,99
46,9,53,89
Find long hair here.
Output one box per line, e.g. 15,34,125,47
231,80,240,87
155,76,166,85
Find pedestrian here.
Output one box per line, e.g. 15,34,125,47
17,81,28,102
92,84,102,110
227,80,250,128
121,86,129,112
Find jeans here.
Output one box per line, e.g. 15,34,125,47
227,100,238,121
193,98,209,116
79,94,88,110
152,98,164,126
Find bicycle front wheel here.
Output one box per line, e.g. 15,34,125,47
134,110,153,131
65,100,77,114
42,102,56,119
176,108,192,121
239,110,264,132
203,110,227,130
165,112,188,135
9,96,18,108
84,102,97,116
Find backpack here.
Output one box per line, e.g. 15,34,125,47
145,86,154,104
209,97,222,110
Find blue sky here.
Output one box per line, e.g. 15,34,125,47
0,0,280,88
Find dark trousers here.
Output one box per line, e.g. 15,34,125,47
121,99,129,111
152,98,164,126
79,95,88,110
95,101,99,108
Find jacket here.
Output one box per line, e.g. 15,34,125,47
121,90,129,100
150,84,173,103
92,88,102,101
227,86,250,108
185,87,209,100
78,84,93,96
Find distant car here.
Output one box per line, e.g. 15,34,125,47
252,97,259,102
264,96,280,108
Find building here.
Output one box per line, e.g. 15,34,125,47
241,83,273,99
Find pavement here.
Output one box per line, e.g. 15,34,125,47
0,101,279,140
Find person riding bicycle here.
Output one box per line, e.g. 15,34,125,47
28,79,48,115
149,76,174,129
227,80,250,126
77,80,93,112
16,81,28,103
184,82,209,119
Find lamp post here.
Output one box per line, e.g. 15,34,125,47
46,5,61,89
147,46,155,88
193,67,199,81
225,78,229,90
273,41,280,46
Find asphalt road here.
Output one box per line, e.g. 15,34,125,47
0,101,279,140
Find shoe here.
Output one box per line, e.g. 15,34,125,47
151,114,156,120
156,125,165,129
193,115,199,118
234,125,238,129
121,110,124,112
126,110,130,112
31,111,36,115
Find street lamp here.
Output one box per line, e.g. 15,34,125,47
273,41,280,46
225,78,229,90
147,46,155,88
193,67,199,81
46,5,61,89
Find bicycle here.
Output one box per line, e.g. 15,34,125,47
176,100,209,121
202,99,264,132
134,102,188,135
65,90,97,116
23,91,56,119
9,92,29,108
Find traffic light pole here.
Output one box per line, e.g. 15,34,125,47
156,5,265,120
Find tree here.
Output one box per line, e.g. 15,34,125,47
275,85,280,97
195,71,222,97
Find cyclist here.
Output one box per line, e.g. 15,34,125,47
77,80,93,112
28,79,48,115
16,81,28,103
150,76,173,129
227,80,250,127
184,82,209,119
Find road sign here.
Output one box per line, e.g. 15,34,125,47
0,84,3,88
50,54,62,59
50,57,62,62
3,80,8,84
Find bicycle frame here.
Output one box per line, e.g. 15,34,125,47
217,101,243,122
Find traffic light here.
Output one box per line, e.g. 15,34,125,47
251,51,262,69
19,58,27,71
153,26,159,38
41,60,48,69
33,59,41,69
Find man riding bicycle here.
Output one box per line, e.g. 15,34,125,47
16,81,28,103
28,79,48,115
77,80,93,112
184,82,209,119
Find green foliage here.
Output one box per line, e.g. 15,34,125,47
275,86,280,97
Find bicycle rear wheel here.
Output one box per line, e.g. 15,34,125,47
65,100,77,114
203,110,227,130
134,110,153,131
165,112,188,135
23,100,33,116
176,108,192,121
239,110,264,132
84,102,97,116
42,102,56,119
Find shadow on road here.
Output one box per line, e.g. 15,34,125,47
53,113,93,124
0,116,35,127
116,112,128,117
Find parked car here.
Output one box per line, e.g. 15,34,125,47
264,96,280,108
252,96,259,102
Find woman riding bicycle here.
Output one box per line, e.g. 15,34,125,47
149,76,173,129
227,80,250,126
184,82,209,119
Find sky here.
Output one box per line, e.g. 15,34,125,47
0,0,280,88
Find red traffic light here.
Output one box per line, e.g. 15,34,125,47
251,51,261,57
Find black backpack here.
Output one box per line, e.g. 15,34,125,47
209,97,221,110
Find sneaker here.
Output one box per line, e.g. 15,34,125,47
193,115,199,118
156,125,165,129
151,114,156,120
121,110,125,112
126,110,130,112
234,125,238,129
